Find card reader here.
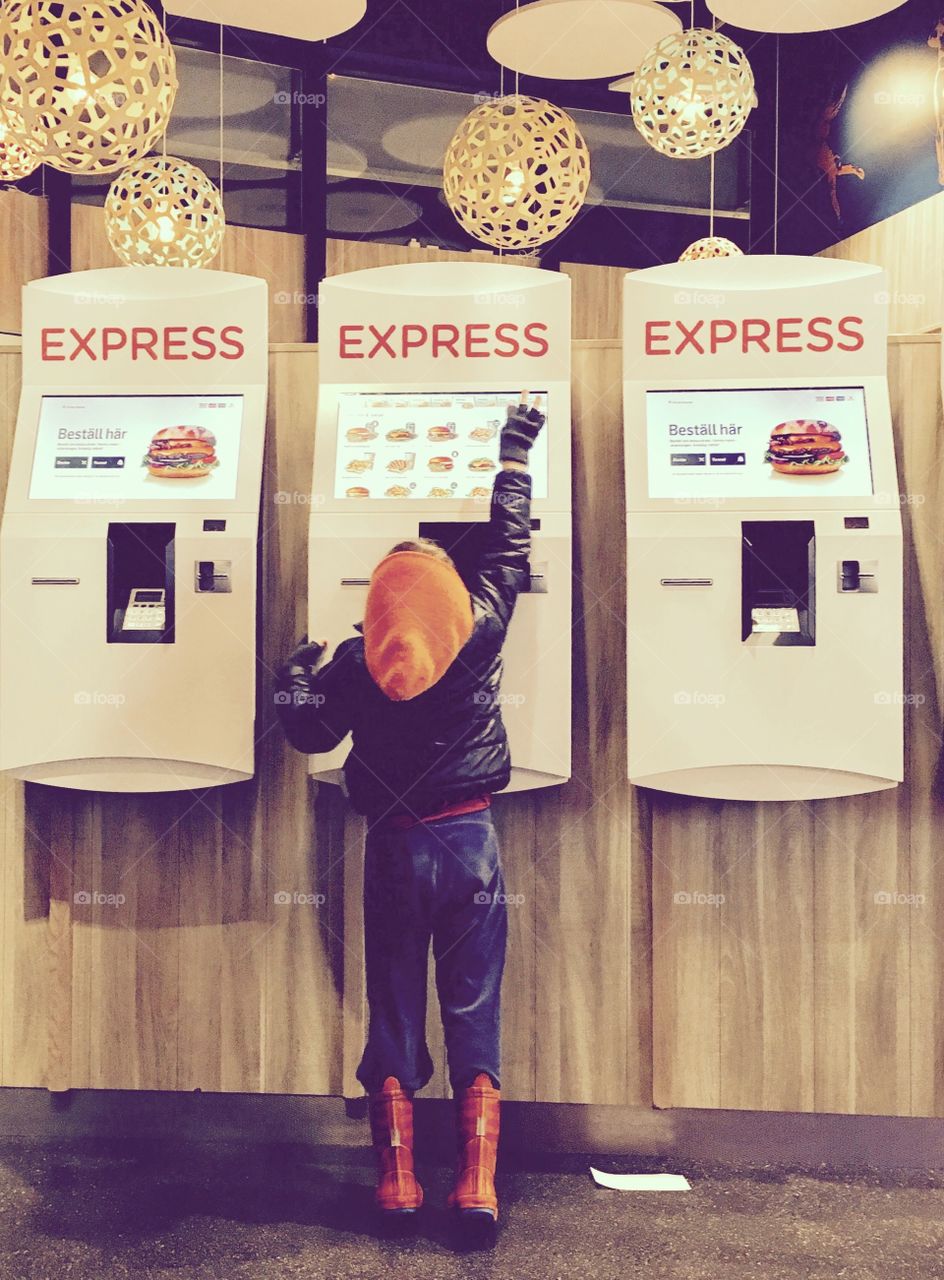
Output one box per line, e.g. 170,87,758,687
121,587,166,632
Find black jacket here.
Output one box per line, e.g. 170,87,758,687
276,467,532,819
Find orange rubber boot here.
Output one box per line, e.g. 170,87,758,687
446,1072,500,1222
368,1076,423,1214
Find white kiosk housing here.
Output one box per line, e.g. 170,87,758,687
308,261,572,791
623,256,903,801
0,267,268,792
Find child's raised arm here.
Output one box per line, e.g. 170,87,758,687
466,393,545,637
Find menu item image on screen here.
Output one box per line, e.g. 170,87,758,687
144,425,219,480
29,395,244,501
334,391,550,500
644,387,873,500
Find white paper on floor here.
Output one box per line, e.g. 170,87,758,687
589,1169,691,1191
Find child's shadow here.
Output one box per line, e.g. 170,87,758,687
7,1138,496,1260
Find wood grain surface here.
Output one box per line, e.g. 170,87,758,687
0,240,938,1113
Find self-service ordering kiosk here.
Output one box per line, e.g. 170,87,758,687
0,267,268,791
308,261,572,790
623,256,903,800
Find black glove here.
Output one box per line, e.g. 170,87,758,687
278,635,327,678
275,636,328,714
276,636,326,688
499,401,545,466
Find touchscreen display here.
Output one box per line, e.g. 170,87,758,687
29,394,244,501
645,387,873,500
334,391,549,500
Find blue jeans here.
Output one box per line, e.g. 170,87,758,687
356,807,508,1095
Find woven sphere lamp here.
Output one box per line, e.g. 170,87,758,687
679,235,743,261
443,94,590,250
0,116,41,182
104,156,225,268
0,0,177,175
632,28,755,160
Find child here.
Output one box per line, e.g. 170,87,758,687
275,393,545,1237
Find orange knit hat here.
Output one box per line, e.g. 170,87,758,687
364,551,474,701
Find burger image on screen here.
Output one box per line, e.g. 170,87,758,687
345,423,377,443
428,423,457,442
386,423,416,441
428,456,455,473
144,425,218,479
469,456,497,472
346,485,370,499
765,419,847,476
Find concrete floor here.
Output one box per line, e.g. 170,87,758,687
0,1138,942,1280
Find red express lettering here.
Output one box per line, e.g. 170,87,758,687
836,315,865,351
465,322,490,357
132,327,158,359
432,323,460,357
163,326,188,360
643,315,866,356
336,321,551,359
523,321,549,356
37,325,247,362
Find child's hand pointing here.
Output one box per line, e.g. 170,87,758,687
500,391,546,470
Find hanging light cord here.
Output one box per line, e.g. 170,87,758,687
773,34,780,254
515,0,520,97
219,23,224,201
707,7,715,239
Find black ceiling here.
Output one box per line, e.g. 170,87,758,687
326,0,724,111
154,0,944,265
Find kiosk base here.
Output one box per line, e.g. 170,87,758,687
9,758,253,792
309,763,570,794
634,764,899,802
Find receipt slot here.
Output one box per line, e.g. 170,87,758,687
623,256,903,800
741,520,815,645
0,267,268,791
307,262,573,791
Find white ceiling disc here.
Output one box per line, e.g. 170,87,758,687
382,113,462,170
487,0,682,80
163,0,366,41
707,0,908,34
326,190,423,235
327,139,369,180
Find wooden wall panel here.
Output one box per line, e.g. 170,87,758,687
894,337,944,1118
326,243,630,341
819,192,944,334
561,262,629,341
651,798,721,1108
719,804,816,1113
0,191,48,335
261,347,345,1096
326,239,497,275
553,342,642,1103
71,203,306,343
0,305,940,1115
